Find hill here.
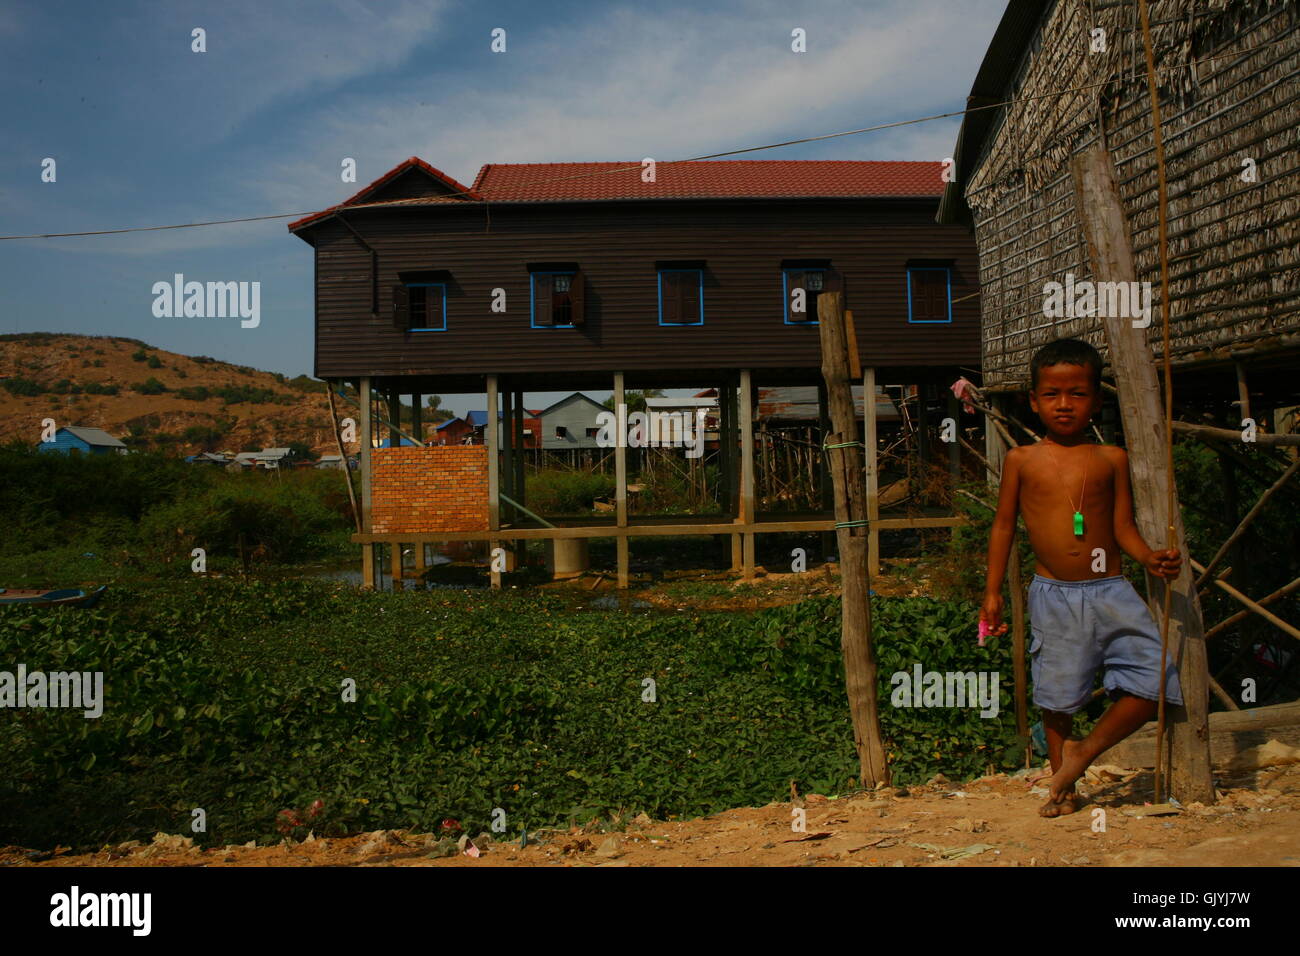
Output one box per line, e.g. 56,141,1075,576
0,333,342,456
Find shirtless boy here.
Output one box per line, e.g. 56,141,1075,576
980,338,1182,817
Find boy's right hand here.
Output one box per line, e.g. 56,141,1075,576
980,593,1008,636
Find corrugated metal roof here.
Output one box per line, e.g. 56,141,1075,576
757,386,900,422
62,426,126,448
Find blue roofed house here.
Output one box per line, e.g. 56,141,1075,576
37,426,128,456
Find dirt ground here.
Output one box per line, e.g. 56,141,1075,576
6,759,1298,868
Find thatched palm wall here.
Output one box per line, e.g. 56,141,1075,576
965,0,1298,387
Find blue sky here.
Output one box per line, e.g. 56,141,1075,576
1,0,1005,413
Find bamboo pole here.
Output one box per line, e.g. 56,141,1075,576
1205,573,1300,641
1195,459,1300,589
817,290,889,788
1192,560,1300,645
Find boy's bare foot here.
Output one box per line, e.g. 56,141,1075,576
1039,789,1082,817
1045,738,1089,811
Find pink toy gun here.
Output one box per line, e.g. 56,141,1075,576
978,619,993,646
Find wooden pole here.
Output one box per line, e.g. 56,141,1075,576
1071,144,1213,804
327,382,361,533
740,370,756,580
817,290,889,788
412,392,422,445
359,377,375,589
615,372,629,589
1235,362,1251,422
864,367,881,576
487,375,501,589
502,388,515,523
1171,421,1300,447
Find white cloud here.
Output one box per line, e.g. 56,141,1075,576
247,0,1002,213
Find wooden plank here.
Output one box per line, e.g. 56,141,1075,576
487,374,500,589
352,513,967,544
1072,144,1213,803
359,377,375,589
864,367,880,576
817,289,889,788
1100,701,1300,770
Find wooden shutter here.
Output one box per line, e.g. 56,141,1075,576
534,273,554,326
427,285,445,329
392,284,409,331
661,271,682,324
569,270,585,326
680,271,700,324
911,269,948,322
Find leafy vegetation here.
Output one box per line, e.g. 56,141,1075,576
0,578,1020,851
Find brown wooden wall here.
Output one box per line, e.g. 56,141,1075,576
301,198,980,388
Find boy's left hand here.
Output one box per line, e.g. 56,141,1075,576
1144,548,1181,579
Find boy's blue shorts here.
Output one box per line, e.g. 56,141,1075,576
1028,574,1183,715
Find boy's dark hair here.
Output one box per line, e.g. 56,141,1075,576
1030,338,1103,390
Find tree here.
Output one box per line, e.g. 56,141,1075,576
603,388,664,413
424,394,453,423
286,440,317,462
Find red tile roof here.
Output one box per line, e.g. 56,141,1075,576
287,157,479,231
290,158,945,231
472,160,947,201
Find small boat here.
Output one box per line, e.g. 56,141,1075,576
0,586,108,608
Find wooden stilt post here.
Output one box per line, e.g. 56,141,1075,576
502,387,515,524
817,380,834,561
615,372,629,589
412,392,422,445
487,375,501,589
864,367,881,576
984,397,1030,764
515,391,527,568
327,381,361,533
359,377,375,589
817,290,889,788
740,370,755,580
1072,144,1213,803
386,390,400,448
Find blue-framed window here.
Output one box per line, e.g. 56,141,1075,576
658,269,704,326
405,282,447,331
783,269,827,324
906,267,952,324
531,271,581,328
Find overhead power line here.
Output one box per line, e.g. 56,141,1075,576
0,37,1284,242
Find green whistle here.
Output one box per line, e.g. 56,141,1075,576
1073,511,1084,536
